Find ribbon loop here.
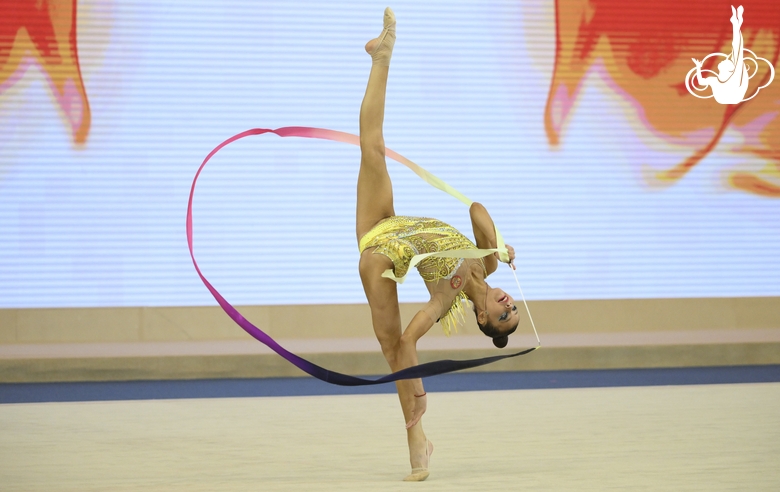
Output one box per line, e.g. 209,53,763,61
188,126,538,386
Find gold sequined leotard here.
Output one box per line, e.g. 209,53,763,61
359,216,484,335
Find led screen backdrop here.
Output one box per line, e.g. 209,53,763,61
1,0,778,309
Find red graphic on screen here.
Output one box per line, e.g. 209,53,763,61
547,0,780,197
0,0,91,144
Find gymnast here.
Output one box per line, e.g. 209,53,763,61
357,7,519,481
692,5,749,104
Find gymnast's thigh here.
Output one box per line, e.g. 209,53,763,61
359,249,402,338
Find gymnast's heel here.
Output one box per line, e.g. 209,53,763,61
366,7,396,66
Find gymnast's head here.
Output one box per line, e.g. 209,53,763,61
717,58,736,79
474,288,519,348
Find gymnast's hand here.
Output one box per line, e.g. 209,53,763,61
497,244,516,270
406,393,427,429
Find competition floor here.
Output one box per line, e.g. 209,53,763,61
2,368,779,491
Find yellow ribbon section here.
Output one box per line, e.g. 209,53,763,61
280,127,510,283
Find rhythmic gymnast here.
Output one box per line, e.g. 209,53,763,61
691,5,749,104
357,7,519,481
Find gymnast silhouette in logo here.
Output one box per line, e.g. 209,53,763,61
686,5,775,104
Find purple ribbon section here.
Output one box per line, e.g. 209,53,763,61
187,127,536,385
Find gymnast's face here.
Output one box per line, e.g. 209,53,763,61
482,288,519,333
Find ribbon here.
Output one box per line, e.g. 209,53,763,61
187,126,538,386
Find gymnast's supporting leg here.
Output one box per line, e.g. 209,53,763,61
356,8,432,480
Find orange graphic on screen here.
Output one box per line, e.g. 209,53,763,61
547,0,780,197
0,0,91,144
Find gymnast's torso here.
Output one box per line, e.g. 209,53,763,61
359,216,485,334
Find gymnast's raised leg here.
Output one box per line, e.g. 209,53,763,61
356,7,433,481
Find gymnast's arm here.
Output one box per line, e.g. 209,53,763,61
397,310,436,427
398,311,435,380
469,202,500,274
692,59,709,86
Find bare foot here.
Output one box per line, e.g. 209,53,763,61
365,7,396,66
403,439,433,482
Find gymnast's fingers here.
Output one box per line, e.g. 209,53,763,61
405,411,423,429
405,396,427,428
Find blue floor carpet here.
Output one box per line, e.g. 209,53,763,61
2,365,779,404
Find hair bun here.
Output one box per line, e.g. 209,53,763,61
492,335,509,349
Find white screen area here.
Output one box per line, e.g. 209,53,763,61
1,0,778,308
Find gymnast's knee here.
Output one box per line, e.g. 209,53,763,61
359,140,386,161
376,336,400,365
